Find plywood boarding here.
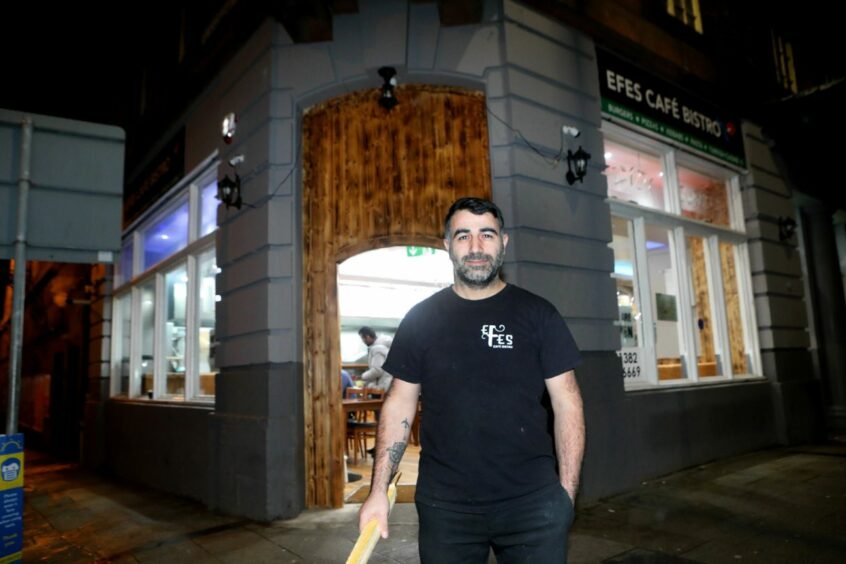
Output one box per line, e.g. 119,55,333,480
302,85,491,507
688,237,715,363
720,242,747,374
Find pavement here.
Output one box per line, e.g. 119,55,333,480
23,440,846,563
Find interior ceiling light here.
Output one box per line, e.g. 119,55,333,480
378,66,398,110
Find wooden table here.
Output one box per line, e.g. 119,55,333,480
342,398,384,414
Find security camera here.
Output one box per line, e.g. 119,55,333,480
222,112,237,144
229,154,245,167
561,125,581,138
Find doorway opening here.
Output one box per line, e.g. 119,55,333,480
338,245,452,502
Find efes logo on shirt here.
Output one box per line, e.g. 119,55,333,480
481,324,514,349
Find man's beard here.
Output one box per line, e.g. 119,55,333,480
450,246,505,288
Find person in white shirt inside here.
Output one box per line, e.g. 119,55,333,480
358,326,393,391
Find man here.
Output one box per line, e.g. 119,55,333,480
358,326,393,391
359,197,585,563
341,368,354,397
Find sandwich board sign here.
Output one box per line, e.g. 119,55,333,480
0,434,24,563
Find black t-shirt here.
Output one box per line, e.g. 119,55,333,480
383,284,581,508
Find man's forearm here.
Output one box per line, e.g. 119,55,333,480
370,395,416,493
555,378,585,498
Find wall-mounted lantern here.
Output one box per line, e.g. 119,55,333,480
565,147,591,185
778,216,797,242
217,174,242,209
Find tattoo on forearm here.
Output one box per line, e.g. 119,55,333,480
387,441,407,474
401,418,410,430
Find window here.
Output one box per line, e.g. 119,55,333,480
605,127,760,388
648,224,685,381
163,263,188,396
196,248,218,396
678,167,730,227
611,217,642,350
112,156,219,401
138,280,156,397
200,181,219,237
117,238,133,286
771,31,798,95
666,0,703,34
112,293,132,396
686,235,720,377
605,141,666,211
719,242,753,375
143,199,189,270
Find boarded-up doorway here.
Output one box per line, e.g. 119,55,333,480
302,84,492,507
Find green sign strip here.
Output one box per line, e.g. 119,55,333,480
406,246,437,257
602,99,745,168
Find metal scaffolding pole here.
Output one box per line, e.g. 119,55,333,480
6,117,33,436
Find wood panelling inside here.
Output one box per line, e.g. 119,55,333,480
302,84,491,507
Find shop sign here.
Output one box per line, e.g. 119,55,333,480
0,434,23,564
597,49,745,168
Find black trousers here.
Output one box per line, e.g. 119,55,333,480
416,482,575,563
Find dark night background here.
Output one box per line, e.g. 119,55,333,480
1,1,843,208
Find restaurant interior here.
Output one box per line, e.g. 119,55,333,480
338,245,452,501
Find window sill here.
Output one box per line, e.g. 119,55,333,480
109,396,215,409
624,374,767,393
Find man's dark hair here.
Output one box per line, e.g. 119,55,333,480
358,326,376,339
443,197,505,237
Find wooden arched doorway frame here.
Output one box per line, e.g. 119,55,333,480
302,85,491,507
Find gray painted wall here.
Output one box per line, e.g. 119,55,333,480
83,266,112,471
204,21,306,520
741,122,824,443
106,402,212,503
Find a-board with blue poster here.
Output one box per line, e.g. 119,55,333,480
0,434,24,564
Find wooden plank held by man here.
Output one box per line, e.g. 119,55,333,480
346,473,401,564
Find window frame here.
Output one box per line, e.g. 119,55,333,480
603,123,762,390
141,195,190,272
111,152,219,404
112,236,217,403
193,246,219,399
110,292,132,397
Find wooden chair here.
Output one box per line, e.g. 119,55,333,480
345,387,366,399
363,387,384,399
345,387,379,463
